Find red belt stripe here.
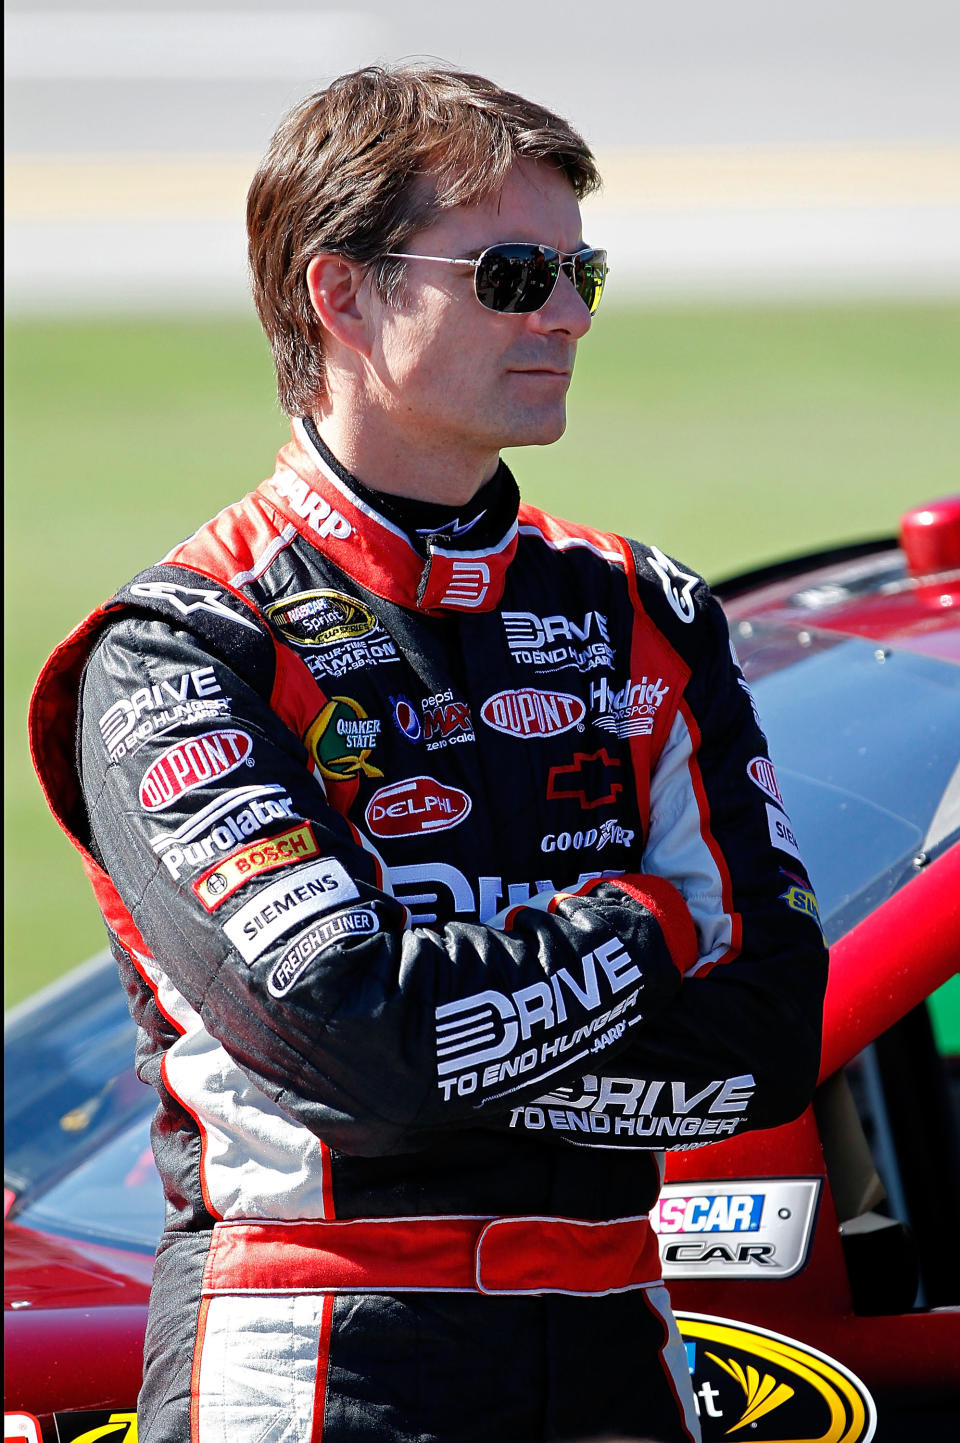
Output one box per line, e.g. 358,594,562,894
201,1213,661,1297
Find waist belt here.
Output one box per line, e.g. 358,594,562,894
202,1214,661,1297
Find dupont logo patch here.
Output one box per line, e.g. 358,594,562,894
365,776,472,838
747,755,783,806
481,688,585,739
139,730,253,811
191,823,319,911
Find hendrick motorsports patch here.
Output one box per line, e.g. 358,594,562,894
676,1314,876,1442
54,1411,138,1442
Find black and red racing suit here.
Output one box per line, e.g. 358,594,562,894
31,418,828,1443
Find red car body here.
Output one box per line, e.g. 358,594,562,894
6,500,960,1443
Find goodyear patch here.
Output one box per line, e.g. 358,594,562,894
191,823,320,911
676,1314,875,1441
266,590,377,647
54,1411,138,1442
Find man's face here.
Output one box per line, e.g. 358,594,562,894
361,159,594,471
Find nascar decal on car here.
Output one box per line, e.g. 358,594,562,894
540,819,635,854
191,823,320,911
267,466,353,540
365,777,472,838
506,1072,756,1146
780,871,823,932
481,688,585,739
139,730,253,811
389,690,475,751
223,857,359,963
546,749,623,810
747,755,783,805
675,1314,876,1442
502,609,615,674
268,906,380,996
150,783,299,878
52,1411,138,1443
646,545,699,624
766,803,804,862
652,1179,821,1278
590,675,670,739
129,580,261,632
434,938,644,1102
305,696,383,781
98,666,227,761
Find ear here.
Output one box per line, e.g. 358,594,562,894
306,254,371,359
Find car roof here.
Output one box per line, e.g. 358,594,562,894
715,497,960,666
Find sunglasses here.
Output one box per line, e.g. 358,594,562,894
381,242,608,315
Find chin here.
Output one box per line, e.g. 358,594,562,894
502,408,568,449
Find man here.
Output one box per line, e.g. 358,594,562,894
31,66,828,1443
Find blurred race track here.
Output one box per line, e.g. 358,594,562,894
6,0,960,309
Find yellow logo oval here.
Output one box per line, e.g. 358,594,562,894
676,1313,876,1442
266,590,377,647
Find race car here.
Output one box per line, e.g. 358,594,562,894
6,498,959,1443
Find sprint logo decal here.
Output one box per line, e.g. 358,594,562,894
676,1314,876,1441
53,1411,138,1442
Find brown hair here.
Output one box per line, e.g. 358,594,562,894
247,65,601,415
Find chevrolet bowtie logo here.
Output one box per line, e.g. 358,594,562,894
546,749,623,810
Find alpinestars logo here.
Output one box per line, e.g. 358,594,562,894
129,581,261,631
647,545,698,624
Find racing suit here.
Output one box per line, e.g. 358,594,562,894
31,418,828,1443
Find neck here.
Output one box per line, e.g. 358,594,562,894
310,396,500,507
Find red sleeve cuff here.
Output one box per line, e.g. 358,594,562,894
571,873,699,974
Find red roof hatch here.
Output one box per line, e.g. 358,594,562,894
900,496,960,576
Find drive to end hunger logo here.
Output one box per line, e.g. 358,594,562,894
676,1314,875,1442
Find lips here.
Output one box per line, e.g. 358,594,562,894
511,368,571,379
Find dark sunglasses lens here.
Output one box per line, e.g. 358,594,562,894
572,250,607,314
475,245,559,313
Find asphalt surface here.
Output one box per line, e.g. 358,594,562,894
6,1,960,308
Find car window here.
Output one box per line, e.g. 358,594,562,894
15,1111,164,1251
745,636,960,943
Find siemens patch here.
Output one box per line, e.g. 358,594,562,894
223,858,359,963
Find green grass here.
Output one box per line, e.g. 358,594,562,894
6,303,960,1047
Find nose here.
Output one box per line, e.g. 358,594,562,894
527,266,593,340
